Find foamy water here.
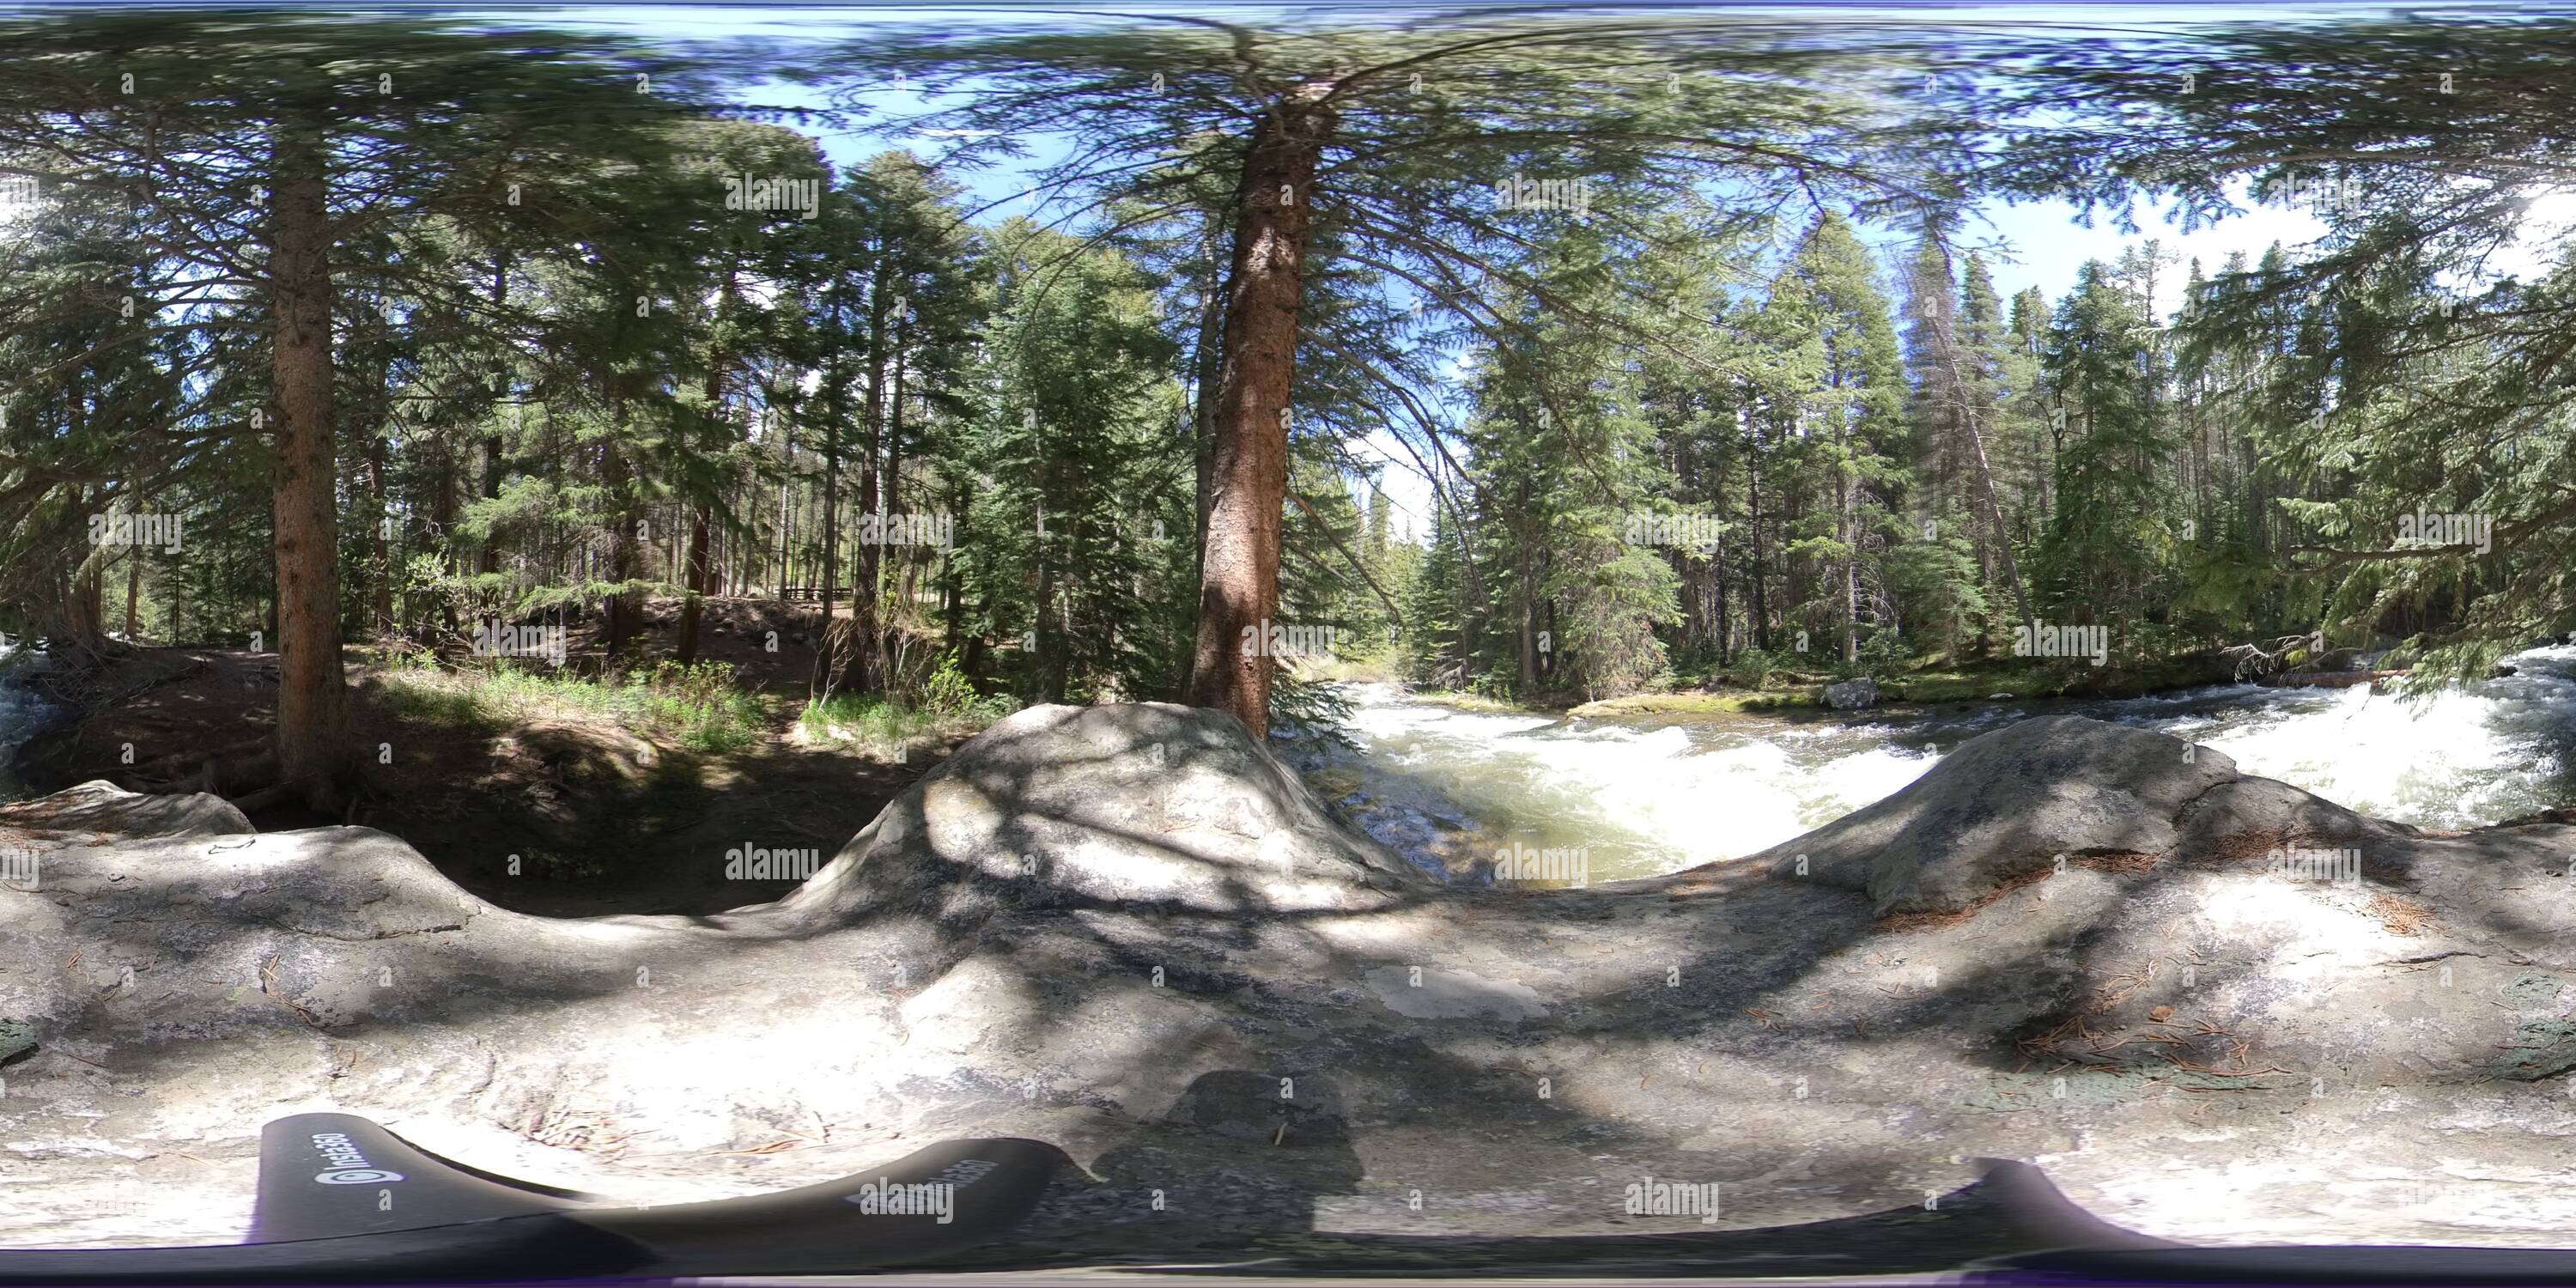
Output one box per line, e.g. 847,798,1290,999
1335,647,2576,883
2166,653,2576,826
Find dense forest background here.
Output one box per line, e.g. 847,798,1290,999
3,9,2573,810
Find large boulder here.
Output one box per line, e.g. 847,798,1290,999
760,702,1425,933
9,707,2576,1262
0,780,251,841
1762,715,2237,914
1824,677,1879,710
0,704,1450,1250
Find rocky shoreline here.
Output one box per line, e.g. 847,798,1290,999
5,704,2576,1261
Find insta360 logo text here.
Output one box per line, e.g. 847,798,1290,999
312,1131,405,1185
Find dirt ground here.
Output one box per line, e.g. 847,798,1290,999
7,597,963,918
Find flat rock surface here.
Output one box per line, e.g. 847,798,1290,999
5,714,2576,1264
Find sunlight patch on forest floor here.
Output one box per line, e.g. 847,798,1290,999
791,692,1013,759
373,659,769,753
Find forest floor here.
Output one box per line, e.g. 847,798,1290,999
6,597,993,919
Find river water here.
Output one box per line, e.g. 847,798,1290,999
3,636,2570,868
0,641,54,804
1326,646,2576,884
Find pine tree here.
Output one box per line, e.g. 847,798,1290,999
2032,260,2175,648
1771,211,1908,666
1903,233,2033,659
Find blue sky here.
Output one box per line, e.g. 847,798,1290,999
511,3,2480,540
564,0,2355,312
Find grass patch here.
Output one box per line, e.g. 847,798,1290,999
1570,689,1816,717
1407,688,1552,715
794,691,1015,757
1305,653,1409,684
1877,653,2234,703
374,659,769,753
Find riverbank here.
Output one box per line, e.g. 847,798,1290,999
1387,653,2276,720
2,600,1010,917
1601,652,2268,716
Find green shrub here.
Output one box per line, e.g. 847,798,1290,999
632,660,765,753
1724,647,1779,689
1269,670,1358,749
797,688,1017,757
922,654,979,716
1855,626,1913,671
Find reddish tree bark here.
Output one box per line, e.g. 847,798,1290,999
267,118,350,812
1183,83,1337,738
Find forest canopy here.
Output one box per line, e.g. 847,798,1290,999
2,6,2570,808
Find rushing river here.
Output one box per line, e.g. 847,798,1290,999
1324,646,2576,885
0,641,53,804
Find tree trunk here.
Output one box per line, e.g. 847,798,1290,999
1838,410,1859,666
1744,404,1771,653
816,361,842,690
1182,213,1227,698
775,397,795,598
49,475,106,650
849,256,893,696
1514,478,1538,693
432,436,459,635
883,313,912,673
478,433,503,577
367,434,392,635
680,276,735,667
605,429,642,659
71,565,104,645
479,251,509,580
679,507,711,665
267,118,350,813
1182,83,1337,738
1034,494,1062,705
